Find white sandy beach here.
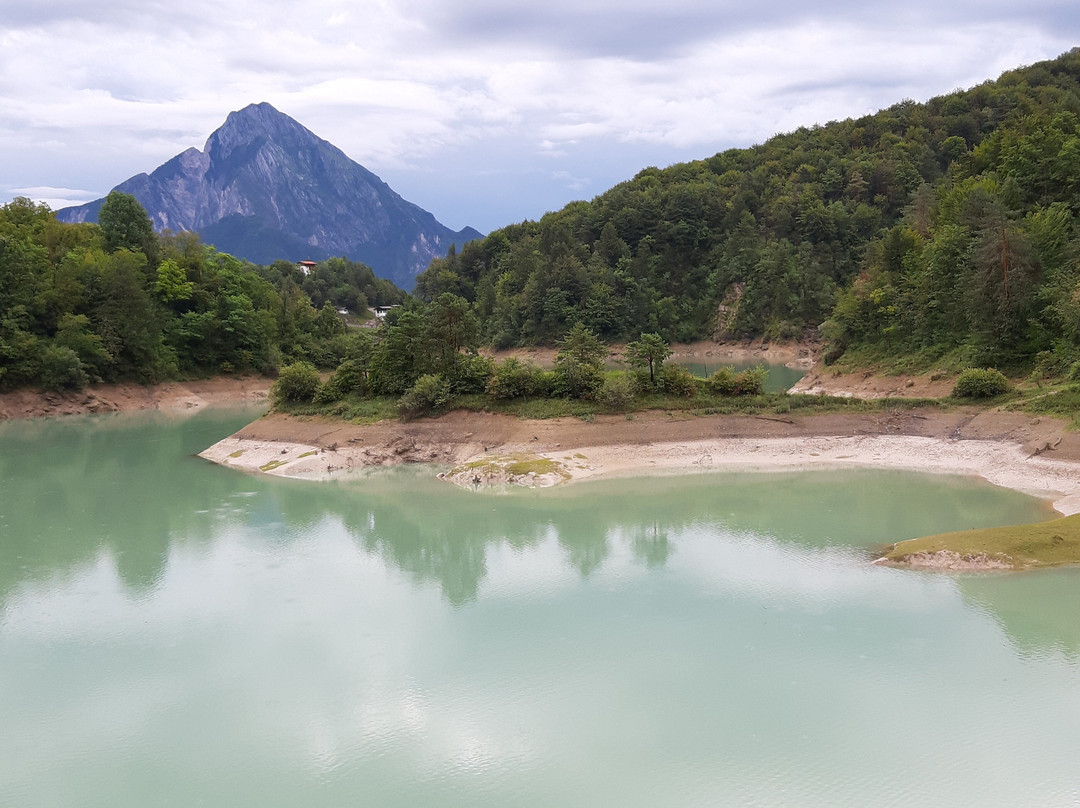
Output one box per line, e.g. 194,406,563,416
201,430,1080,516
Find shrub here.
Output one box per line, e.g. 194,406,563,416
486,357,542,399
953,368,1011,398
658,364,698,397
39,345,88,391
397,374,450,420
273,361,321,404
600,374,634,409
708,366,738,396
732,367,768,396
708,365,767,396
449,354,495,394
314,359,368,403
534,370,559,398
553,361,605,400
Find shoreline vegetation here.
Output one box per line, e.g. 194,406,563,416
198,352,1080,572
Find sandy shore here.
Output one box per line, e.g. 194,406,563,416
199,407,1080,516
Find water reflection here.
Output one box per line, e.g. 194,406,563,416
0,411,263,598
279,470,1053,606
959,568,1080,658
0,411,1067,644
3,411,1080,807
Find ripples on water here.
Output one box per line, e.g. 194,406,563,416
1,411,1078,807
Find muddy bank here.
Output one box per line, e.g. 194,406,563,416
0,376,271,420
789,367,957,399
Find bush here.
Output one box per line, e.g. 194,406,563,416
708,366,738,395
397,374,450,420
534,370,559,398
553,361,605,400
708,365,767,396
314,359,368,403
449,354,495,394
40,345,88,391
733,367,768,396
599,374,634,409
953,368,1011,398
659,364,698,397
273,361,321,404
486,357,542,399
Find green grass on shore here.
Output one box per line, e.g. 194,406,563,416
885,513,1080,570
274,390,946,423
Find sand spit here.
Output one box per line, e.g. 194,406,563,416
199,409,1080,517
874,550,1016,571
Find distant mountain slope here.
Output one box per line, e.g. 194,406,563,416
57,102,482,288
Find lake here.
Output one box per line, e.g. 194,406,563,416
672,357,805,392
2,410,1078,807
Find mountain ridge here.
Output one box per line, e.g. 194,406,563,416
57,102,482,288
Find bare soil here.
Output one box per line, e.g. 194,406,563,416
486,339,816,368
226,406,1080,466
0,376,270,420
789,367,956,399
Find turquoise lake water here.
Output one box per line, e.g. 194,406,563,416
1,409,1078,807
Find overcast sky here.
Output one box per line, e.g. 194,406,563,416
2,2,1078,234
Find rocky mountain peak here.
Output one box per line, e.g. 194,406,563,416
57,104,481,288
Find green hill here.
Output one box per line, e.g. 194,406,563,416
416,49,1080,374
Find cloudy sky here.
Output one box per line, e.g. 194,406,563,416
2,1,1078,234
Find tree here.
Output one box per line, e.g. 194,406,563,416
625,333,671,388
315,301,346,339
154,259,193,305
423,293,480,375
98,191,156,259
554,322,607,399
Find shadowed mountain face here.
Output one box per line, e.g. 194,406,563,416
57,103,482,288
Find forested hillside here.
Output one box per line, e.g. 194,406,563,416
0,193,404,391
416,49,1080,372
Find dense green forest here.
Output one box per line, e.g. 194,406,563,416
415,49,1080,374
0,193,405,391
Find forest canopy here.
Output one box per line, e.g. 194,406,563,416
0,192,404,391
415,49,1080,373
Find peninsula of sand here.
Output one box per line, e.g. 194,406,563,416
200,405,1080,518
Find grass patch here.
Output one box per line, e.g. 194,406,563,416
298,450,317,458
228,449,245,458
885,513,1080,569
259,459,287,472
275,395,398,423
505,457,563,476
453,453,571,482
1010,383,1080,428
449,390,946,421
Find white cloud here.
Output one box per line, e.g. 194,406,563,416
1,1,1077,231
